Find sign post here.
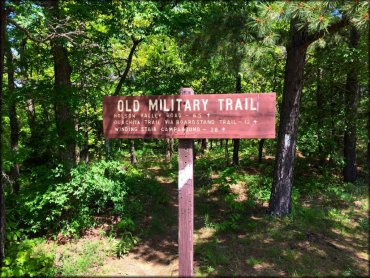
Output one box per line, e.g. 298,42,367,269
103,90,276,277
178,88,194,276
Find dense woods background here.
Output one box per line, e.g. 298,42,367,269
0,0,369,276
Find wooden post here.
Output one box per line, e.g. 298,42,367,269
178,87,194,276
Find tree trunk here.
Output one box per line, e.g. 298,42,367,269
75,111,80,164
225,139,229,166
232,74,242,165
130,139,137,165
268,20,308,216
105,138,110,159
47,0,76,170
20,37,37,145
201,139,207,154
0,0,6,267
316,66,326,166
6,43,20,193
114,37,142,96
83,98,89,163
258,55,279,163
258,139,265,164
232,139,240,165
268,15,349,216
165,138,174,161
165,138,171,161
343,26,360,183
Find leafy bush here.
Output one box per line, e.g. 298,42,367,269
115,232,139,258
1,239,55,277
18,160,165,236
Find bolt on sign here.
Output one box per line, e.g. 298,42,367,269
103,89,276,277
103,93,276,139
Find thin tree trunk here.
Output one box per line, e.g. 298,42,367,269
112,37,142,163
343,26,360,183
328,69,337,167
165,138,174,161
225,139,229,166
6,43,20,193
26,99,36,136
166,138,171,161
84,98,89,163
201,139,207,154
258,139,265,164
0,0,6,267
316,66,326,166
258,55,279,163
232,139,240,165
232,74,242,165
20,37,37,144
75,111,80,164
105,138,110,159
268,20,308,216
114,37,142,96
130,139,137,165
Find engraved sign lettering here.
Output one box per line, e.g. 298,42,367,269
103,93,276,139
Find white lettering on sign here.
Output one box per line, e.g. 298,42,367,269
217,98,259,111
146,98,224,112
117,100,140,112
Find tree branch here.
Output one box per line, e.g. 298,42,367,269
8,18,85,45
113,36,143,96
305,16,350,47
8,18,51,43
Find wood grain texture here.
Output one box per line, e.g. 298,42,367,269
178,88,194,277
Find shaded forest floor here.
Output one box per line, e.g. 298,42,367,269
7,148,369,277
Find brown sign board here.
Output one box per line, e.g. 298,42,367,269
103,93,276,139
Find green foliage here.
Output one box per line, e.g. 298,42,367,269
1,239,55,277
17,160,165,236
115,232,139,258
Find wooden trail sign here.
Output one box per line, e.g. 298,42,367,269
103,89,276,277
103,93,276,139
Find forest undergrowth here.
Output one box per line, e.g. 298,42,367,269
1,141,368,277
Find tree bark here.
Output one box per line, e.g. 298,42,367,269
165,138,174,161
6,43,20,193
75,111,80,164
268,20,308,216
258,55,279,163
130,139,137,165
83,98,89,163
225,139,229,166
19,38,37,144
114,37,142,96
46,0,76,170
268,15,349,216
201,139,207,154
0,0,6,267
232,73,242,165
316,66,326,166
343,26,360,183
258,139,265,164
232,139,240,165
